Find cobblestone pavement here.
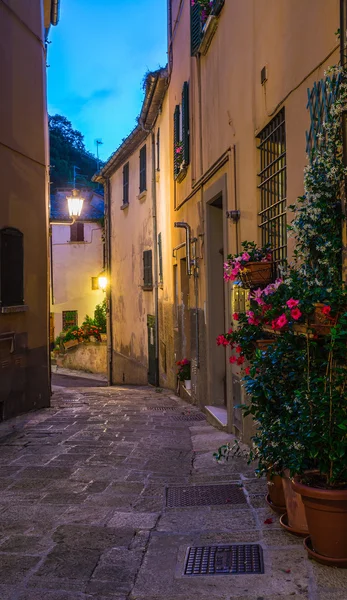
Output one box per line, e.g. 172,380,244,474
0,383,346,600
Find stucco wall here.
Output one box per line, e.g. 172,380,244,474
58,342,107,375
50,222,104,336
0,0,50,418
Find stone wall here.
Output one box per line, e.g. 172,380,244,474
57,342,107,375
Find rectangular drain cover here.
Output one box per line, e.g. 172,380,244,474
167,483,246,507
169,414,205,422
184,544,264,576
150,407,178,411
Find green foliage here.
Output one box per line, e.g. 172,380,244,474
49,114,103,192
94,299,107,333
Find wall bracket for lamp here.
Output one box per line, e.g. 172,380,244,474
226,210,240,223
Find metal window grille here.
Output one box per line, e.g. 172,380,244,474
62,310,78,330
306,73,341,160
70,222,84,242
0,228,24,307
123,162,129,204
143,250,153,289
139,145,147,193
257,108,287,268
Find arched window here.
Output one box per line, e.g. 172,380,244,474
0,228,24,307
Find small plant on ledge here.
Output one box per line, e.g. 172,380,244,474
176,358,191,381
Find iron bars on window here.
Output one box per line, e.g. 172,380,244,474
257,108,287,270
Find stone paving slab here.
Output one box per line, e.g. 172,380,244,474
0,384,345,600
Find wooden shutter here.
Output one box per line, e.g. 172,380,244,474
191,2,202,56
156,128,160,171
139,145,147,193
182,81,190,166
123,162,129,204
173,105,180,177
158,233,163,284
143,250,153,289
70,222,84,242
0,228,24,307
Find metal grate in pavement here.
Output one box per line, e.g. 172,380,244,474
149,406,179,411
169,414,205,422
166,483,246,507
184,544,264,576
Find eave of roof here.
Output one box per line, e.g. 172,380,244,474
51,0,60,25
94,66,168,182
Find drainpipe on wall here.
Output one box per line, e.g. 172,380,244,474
104,176,113,386
151,133,160,386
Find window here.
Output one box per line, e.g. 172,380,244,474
0,228,24,307
143,250,153,290
158,233,163,284
62,310,78,330
257,108,287,268
139,145,147,193
173,81,190,179
156,128,160,171
191,0,225,56
70,221,84,242
123,162,129,205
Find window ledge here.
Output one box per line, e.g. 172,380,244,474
138,190,147,201
142,286,153,292
69,241,86,244
176,165,188,183
200,15,219,55
1,305,28,314
120,202,129,211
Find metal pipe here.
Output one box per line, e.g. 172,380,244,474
174,222,192,275
172,241,185,258
192,238,200,368
152,132,159,386
104,176,113,386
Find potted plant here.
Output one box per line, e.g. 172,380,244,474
224,241,273,289
177,359,191,390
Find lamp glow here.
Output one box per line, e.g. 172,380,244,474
67,189,84,218
98,275,108,291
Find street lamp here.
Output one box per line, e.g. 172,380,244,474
98,271,108,291
66,188,84,221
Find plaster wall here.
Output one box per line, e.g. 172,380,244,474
0,0,50,418
50,223,104,335
109,137,155,385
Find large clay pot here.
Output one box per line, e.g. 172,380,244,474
239,262,273,289
292,476,347,559
282,470,308,534
267,473,286,508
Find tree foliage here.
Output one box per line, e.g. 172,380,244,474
49,114,102,192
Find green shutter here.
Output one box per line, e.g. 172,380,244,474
143,250,153,289
182,81,190,166
139,145,147,192
173,105,180,177
212,0,225,16
191,2,202,56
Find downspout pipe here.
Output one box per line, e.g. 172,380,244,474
152,133,160,387
104,176,113,386
174,222,192,276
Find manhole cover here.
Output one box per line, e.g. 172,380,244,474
169,414,205,422
166,483,246,507
184,544,264,576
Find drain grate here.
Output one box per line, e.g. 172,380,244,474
166,483,246,507
149,406,179,411
184,544,264,576
169,414,205,422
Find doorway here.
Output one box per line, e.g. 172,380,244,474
206,195,226,406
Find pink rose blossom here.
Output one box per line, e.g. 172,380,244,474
232,313,239,321
322,305,331,317
241,252,251,262
229,356,237,364
276,314,288,329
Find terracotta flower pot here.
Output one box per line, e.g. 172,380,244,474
310,303,332,336
239,262,273,289
281,470,308,535
255,339,276,351
292,476,347,559
266,473,286,512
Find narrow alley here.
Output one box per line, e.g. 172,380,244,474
0,382,345,600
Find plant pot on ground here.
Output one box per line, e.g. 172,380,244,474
266,472,286,513
292,474,347,562
281,469,308,535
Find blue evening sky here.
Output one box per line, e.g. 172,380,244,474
47,0,167,162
